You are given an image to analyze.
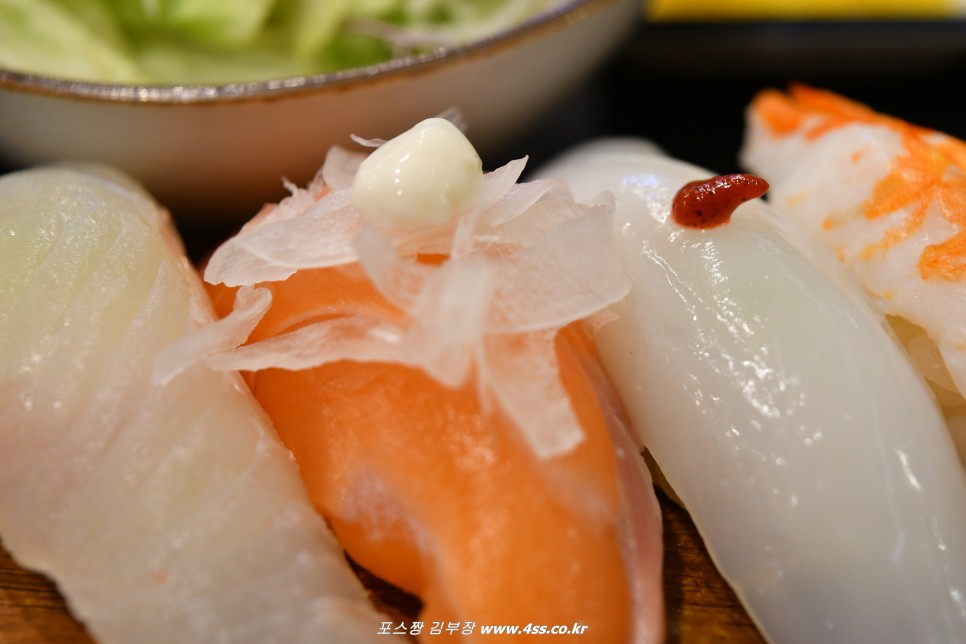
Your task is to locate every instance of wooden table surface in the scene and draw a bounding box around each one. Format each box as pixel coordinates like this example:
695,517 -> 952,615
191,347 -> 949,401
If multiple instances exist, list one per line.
0,491 -> 763,643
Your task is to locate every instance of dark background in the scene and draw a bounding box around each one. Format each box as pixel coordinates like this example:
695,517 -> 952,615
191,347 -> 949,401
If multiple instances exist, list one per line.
497,19 -> 966,177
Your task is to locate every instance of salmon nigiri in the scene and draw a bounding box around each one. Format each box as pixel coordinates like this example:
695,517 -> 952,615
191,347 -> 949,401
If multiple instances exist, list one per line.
181,118 -> 665,642
0,165 -> 388,642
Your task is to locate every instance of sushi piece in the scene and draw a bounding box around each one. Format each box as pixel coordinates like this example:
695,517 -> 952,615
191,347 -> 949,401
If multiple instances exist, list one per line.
534,139 -> 966,643
193,118 -> 666,642
0,165 -> 387,642
742,85 -> 966,463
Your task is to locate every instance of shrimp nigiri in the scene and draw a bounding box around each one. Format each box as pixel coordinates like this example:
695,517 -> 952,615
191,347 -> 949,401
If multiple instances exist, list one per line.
742,84 -> 966,463
187,118 -> 665,642
535,139 -> 966,644
0,165 -> 387,642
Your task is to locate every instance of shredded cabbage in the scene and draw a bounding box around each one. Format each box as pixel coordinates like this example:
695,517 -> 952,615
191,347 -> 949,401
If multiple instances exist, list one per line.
0,0 -> 562,84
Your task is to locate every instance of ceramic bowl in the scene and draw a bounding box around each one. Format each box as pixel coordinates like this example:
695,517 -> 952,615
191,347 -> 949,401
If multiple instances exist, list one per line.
0,0 -> 641,219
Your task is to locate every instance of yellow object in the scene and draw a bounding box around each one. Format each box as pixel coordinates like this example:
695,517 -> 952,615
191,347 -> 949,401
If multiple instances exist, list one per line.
647,0 -> 957,20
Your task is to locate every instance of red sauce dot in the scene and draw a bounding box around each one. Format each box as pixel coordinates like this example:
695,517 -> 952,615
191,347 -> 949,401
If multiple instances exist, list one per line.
672,174 -> 769,229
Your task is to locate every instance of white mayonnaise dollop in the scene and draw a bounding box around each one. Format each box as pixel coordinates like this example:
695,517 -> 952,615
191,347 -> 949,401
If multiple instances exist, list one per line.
352,117 -> 484,227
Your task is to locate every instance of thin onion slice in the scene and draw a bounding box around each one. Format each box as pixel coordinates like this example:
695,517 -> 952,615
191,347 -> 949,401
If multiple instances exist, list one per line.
194,144 -> 629,459
207,315 -> 411,373
152,286 -> 272,385
484,330 -> 585,459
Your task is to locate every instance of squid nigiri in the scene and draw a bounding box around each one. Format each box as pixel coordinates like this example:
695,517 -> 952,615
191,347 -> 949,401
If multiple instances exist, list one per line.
187,118 -> 665,642
0,165 -> 387,642
742,85 -> 966,464
534,139 -> 966,643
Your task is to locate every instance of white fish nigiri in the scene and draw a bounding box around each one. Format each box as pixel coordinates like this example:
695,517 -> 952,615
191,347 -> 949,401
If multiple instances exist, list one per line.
742,85 -> 966,463
534,139 -> 966,644
0,165 -> 385,643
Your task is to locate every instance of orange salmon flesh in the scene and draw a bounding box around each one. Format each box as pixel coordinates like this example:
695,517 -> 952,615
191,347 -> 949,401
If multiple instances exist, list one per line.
207,261 -> 636,642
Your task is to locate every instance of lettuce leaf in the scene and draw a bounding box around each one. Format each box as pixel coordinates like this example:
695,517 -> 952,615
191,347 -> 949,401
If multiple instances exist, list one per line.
0,0 -> 561,84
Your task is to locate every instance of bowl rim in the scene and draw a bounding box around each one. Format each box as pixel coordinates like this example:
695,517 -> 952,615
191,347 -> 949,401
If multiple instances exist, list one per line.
0,0 -> 620,104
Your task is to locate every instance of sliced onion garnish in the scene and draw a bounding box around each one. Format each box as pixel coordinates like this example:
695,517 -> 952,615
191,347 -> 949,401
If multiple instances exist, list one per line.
487,208 -> 631,334
206,315 -> 411,373
450,157 -> 528,257
204,190 -> 360,287
477,177 -> 558,231
349,134 -> 387,149
321,146 -> 367,190
353,225 -> 434,313
484,330 -> 585,459
240,170 -> 333,236
152,286 -> 272,385
486,183 -> 609,250
401,254 -> 495,388
202,138 -> 629,460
